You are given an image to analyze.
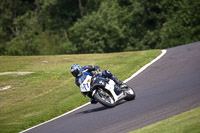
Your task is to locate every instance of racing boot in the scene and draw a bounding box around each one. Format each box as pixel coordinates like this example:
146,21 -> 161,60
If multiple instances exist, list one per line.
112,76 -> 124,95
114,85 -> 123,95
112,76 -> 128,89
112,76 -> 123,85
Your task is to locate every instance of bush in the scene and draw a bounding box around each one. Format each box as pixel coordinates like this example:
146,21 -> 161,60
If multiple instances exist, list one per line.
69,0 -> 127,53
59,41 -> 77,54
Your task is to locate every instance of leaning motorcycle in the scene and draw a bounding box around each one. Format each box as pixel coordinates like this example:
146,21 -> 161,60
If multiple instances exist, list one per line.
80,72 -> 136,108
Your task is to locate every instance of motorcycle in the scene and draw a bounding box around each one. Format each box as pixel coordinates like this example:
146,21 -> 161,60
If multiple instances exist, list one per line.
80,72 -> 136,108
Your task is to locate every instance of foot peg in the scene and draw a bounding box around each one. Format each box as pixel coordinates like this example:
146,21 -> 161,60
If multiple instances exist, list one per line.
120,84 -> 128,89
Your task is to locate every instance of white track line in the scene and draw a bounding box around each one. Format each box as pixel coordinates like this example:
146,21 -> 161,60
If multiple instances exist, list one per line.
20,103 -> 91,133
20,49 -> 167,133
124,49 -> 167,83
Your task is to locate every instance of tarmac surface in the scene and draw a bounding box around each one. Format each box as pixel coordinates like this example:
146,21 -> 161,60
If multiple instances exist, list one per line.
24,42 -> 200,133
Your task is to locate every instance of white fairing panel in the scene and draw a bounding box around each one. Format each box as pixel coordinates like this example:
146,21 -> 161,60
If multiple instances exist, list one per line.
80,75 -> 92,92
105,80 -> 118,102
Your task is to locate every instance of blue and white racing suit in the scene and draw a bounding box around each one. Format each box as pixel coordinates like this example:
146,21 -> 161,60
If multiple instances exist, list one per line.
74,65 -> 117,104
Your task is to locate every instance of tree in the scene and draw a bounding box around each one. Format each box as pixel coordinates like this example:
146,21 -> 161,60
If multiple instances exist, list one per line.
157,0 -> 200,48
69,0 -> 127,53
1,0 -> 199,55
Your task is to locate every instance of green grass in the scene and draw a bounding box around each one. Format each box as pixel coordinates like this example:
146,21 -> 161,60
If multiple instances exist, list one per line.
129,107 -> 200,133
0,50 -> 161,133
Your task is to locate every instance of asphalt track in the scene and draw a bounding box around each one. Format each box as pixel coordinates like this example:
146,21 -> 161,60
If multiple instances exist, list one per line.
23,42 -> 200,133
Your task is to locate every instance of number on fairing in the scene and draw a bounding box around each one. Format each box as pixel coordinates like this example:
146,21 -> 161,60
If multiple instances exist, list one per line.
83,83 -> 89,90
80,75 -> 92,92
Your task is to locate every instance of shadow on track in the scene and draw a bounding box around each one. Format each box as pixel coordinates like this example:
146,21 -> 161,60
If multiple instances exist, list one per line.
79,106 -> 108,114
77,101 -> 127,114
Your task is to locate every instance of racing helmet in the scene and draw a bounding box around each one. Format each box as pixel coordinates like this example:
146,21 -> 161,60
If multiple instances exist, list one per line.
70,64 -> 82,77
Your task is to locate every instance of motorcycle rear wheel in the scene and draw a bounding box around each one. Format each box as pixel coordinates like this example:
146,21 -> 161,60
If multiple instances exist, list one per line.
94,88 -> 116,108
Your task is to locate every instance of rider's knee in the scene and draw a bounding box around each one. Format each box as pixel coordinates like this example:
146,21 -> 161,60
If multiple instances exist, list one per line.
102,70 -> 113,78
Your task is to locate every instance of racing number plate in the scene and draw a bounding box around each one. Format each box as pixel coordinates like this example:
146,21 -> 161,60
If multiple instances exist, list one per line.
80,75 -> 92,92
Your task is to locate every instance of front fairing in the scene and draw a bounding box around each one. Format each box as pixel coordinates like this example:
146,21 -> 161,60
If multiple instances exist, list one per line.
80,75 -> 92,92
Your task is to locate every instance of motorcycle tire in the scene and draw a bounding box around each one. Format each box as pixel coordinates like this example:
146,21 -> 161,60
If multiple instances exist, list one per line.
124,87 -> 136,101
93,88 -> 116,108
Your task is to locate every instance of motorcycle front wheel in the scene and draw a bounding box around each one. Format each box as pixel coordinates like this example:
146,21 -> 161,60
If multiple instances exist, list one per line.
124,87 -> 136,101
93,88 -> 116,108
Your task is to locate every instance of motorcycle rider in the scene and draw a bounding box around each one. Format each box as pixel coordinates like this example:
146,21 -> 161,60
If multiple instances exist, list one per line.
70,64 -> 126,104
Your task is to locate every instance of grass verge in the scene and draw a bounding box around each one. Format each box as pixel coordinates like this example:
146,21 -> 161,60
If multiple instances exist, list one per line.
0,50 -> 160,133
129,107 -> 200,133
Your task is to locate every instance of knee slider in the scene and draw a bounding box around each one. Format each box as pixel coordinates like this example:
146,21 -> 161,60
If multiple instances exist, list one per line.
102,70 -> 112,78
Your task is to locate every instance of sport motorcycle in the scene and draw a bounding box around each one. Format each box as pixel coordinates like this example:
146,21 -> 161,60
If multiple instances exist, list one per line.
80,72 -> 136,108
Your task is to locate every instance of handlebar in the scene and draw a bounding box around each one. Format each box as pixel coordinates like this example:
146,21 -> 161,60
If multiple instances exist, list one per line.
92,71 -> 102,77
